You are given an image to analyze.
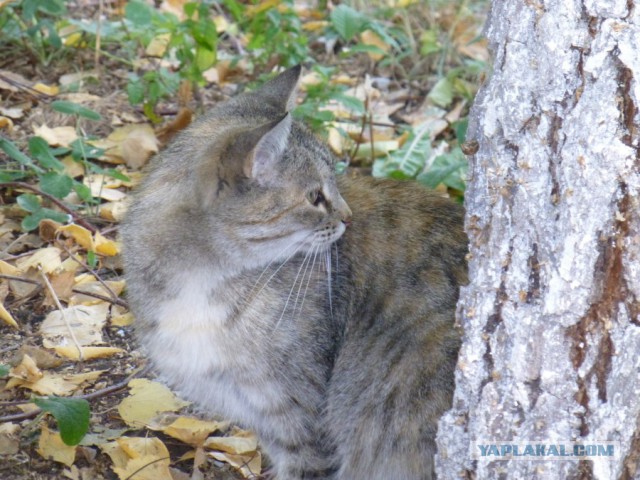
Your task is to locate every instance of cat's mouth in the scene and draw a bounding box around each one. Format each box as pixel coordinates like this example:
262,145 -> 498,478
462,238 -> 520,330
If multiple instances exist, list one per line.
308,221 -> 346,249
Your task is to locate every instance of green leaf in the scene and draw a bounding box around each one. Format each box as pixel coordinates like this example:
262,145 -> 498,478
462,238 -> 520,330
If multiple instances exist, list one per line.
417,147 -> 468,191
39,172 -> 73,199
0,138 -> 41,171
0,364 -> 9,377
51,101 -> 102,121
73,181 -> 93,202
33,397 -> 90,446
195,45 -> 216,72
28,137 -> 65,171
374,125 -> 432,179
427,77 -> 454,108
37,0 -> 66,15
127,78 -> 145,105
16,193 -> 41,213
330,5 -> 367,42
125,0 -> 153,27
21,208 -> 70,231
420,30 -> 441,56
0,171 -> 28,181
332,93 -> 365,114
86,250 -> 98,269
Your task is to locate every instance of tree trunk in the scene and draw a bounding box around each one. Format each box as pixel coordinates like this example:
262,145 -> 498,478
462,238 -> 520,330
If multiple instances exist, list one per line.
436,1 -> 640,479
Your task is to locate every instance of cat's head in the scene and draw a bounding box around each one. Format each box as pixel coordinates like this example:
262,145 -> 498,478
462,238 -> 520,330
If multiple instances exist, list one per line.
190,66 -> 352,268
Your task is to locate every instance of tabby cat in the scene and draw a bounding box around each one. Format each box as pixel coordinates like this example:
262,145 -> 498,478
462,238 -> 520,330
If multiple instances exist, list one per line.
121,66 -> 468,480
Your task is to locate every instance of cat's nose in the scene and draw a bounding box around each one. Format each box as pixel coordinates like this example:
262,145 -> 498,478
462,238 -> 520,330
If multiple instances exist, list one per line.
341,207 -> 353,227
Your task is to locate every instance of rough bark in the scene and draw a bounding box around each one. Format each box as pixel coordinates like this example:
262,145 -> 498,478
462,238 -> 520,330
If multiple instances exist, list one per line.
436,1 -> 640,479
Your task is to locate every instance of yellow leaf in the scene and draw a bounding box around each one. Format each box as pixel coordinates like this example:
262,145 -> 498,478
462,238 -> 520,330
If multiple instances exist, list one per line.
7,369 -> 105,396
148,414 -> 227,446
9,354 -> 43,383
118,379 -> 190,428
246,0 -> 281,16
33,125 -> 78,147
0,303 -> 19,329
37,426 -> 76,467
303,20 -> 329,32
145,33 -> 171,57
0,115 -> 13,130
94,232 -> 120,256
53,346 -> 124,361
103,437 -> 173,480
110,310 -> 134,327
63,31 -> 83,47
208,450 -> 262,479
203,430 -> 258,454
69,279 -> 124,306
16,246 -> 62,273
0,259 -> 20,275
99,201 -> 128,222
0,423 -> 20,455
58,224 -> 95,250
40,303 -> 109,347
33,83 -> 59,96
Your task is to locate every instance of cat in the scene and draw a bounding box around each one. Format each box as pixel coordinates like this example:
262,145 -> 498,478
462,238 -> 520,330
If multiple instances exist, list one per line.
121,65 -> 468,480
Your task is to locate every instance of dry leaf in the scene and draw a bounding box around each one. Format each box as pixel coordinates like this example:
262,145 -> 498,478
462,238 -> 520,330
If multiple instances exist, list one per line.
148,414 -> 227,446
6,368 -> 104,396
94,233 -> 120,257
33,83 -> 59,96
38,426 -> 76,467
146,33 -> 171,57
0,423 -> 20,455
0,116 -> 13,130
83,174 -> 127,201
9,354 -> 43,383
58,224 -> 94,250
203,430 -> 257,454
53,346 -> 124,361
208,450 -> 262,479
99,201 -> 128,222
69,279 -> 124,306
15,345 -> 64,369
118,379 -> 190,427
104,124 -> 159,168
0,302 -> 19,329
40,303 -> 110,347
16,246 -> 62,274
33,125 -> 78,147
360,30 -> 390,61
102,437 -> 173,480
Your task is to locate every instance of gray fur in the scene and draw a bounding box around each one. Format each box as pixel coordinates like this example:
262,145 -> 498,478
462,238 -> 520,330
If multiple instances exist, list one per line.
121,66 -> 467,480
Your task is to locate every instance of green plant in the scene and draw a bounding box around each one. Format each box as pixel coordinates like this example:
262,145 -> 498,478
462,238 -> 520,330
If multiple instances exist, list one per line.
0,101 -> 126,231
33,396 -> 91,446
0,0 -> 68,65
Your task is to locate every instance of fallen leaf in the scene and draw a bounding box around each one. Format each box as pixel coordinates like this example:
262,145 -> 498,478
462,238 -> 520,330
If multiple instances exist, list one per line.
99,201 -> 128,222
33,83 -> 59,96
40,303 -> 110,348
6,369 -> 105,396
69,279 -> 124,306
360,30 -> 390,61
203,430 -> 257,454
118,379 -> 190,428
15,345 -> 64,369
0,302 -> 19,329
94,232 -> 120,257
208,450 -> 262,479
102,437 -> 173,480
33,125 -> 77,147
16,246 -> 62,274
146,33 -> 171,57
9,354 -> 43,383
148,413 -> 227,446
58,224 -> 94,250
0,423 -> 20,455
37,426 -> 76,467
0,116 -> 13,130
53,346 -> 124,361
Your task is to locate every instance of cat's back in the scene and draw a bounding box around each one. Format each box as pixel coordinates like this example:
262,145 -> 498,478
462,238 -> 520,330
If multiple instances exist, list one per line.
328,175 -> 467,479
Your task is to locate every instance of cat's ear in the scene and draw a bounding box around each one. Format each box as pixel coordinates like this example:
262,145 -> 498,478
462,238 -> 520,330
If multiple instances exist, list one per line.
256,65 -> 301,112
245,113 -> 292,184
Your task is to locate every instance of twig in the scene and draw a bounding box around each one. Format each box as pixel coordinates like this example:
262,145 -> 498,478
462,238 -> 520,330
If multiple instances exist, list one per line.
1,182 -> 98,234
0,365 -> 149,421
38,266 -> 84,361
95,0 -> 103,76
0,274 -> 127,308
71,287 -> 128,308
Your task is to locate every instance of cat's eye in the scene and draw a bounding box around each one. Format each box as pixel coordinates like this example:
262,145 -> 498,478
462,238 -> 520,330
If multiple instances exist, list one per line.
308,190 -> 325,207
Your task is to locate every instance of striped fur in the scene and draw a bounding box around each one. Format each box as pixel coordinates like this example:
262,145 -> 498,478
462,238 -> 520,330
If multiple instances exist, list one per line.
121,67 -> 467,479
